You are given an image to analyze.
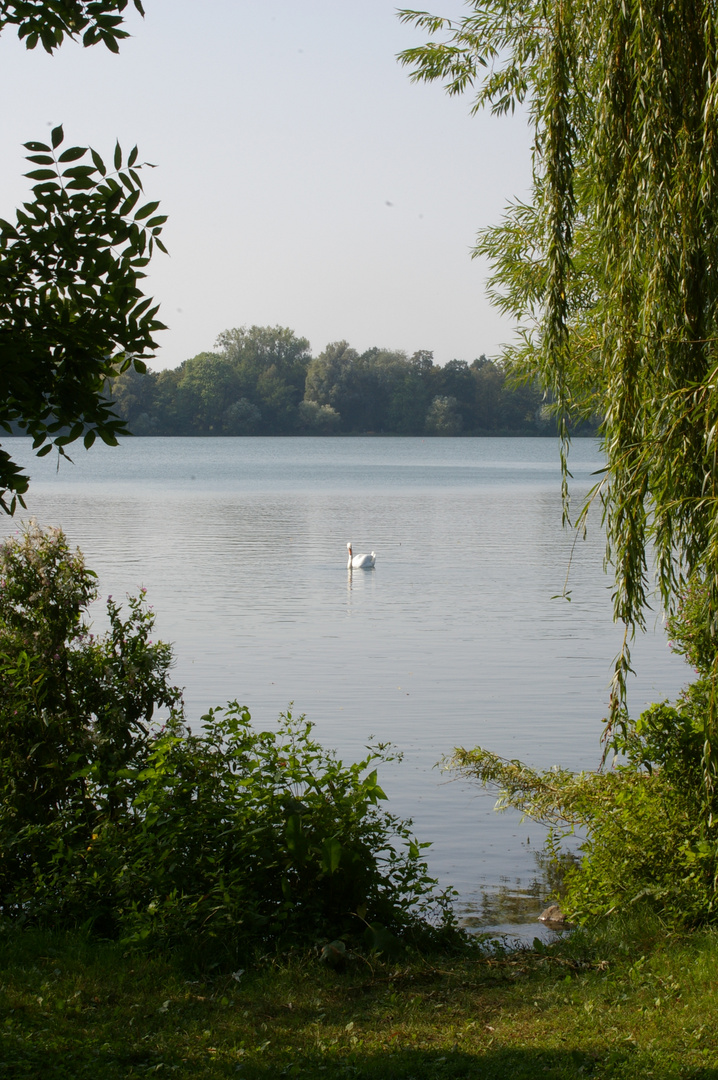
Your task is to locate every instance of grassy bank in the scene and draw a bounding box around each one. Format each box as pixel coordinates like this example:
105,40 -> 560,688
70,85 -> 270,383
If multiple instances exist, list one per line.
2,921 -> 718,1079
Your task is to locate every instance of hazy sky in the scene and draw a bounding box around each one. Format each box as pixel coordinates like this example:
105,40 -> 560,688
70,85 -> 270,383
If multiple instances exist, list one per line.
0,1 -> 532,370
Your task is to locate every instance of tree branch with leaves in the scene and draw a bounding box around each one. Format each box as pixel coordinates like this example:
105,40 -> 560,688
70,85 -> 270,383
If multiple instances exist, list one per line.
399,2 -> 718,758
0,0 -> 145,53
0,0 -> 165,512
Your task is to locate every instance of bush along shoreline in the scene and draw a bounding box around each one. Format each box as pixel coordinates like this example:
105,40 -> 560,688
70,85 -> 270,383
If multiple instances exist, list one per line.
0,523 -> 458,962
3,522 -> 717,952
6,523 -> 718,1080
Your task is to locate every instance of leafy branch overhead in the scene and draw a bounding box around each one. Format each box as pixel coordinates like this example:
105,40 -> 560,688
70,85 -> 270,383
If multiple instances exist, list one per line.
0,126 -> 167,512
0,1 -> 163,513
0,0 -> 145,53
400,2 -> 718,729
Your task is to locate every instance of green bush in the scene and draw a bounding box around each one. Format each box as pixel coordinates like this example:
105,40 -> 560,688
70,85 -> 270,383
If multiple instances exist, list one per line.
667,576 -> 716,677
0,522 -> 182,922
451,677 -> 718,927
0,522 -> 181,826
565,681 -> 718,925
95,704 -> 451,950
446,568 -> 718,928
0,524 -> 455,954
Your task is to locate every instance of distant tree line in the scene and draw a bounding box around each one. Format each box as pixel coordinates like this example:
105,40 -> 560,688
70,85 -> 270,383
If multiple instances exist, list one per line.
109,325 -> 593,437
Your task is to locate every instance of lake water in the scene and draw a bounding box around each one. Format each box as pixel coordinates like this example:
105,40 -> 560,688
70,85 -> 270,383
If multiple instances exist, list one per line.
0,436 -> 689,936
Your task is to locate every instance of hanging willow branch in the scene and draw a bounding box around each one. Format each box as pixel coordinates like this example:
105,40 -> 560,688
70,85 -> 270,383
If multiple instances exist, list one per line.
399,0 -> 718,804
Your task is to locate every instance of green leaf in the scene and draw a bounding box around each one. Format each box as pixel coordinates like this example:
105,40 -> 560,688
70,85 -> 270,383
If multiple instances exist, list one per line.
127,145 -> 139,168
62,165 -> 97,179
51,125 -> 64,149
102,188 -> 123,213
131,297 -> 153,318
114,142 -> 122,171
90,149 -> 107,177
58,146 -> 88,163
25,169 -> 57,181
28,182 -> 61,195
119,190 -> 141,216
321,838 -> 343,874
24,141 -> 51,153
285,814 -> 310,862
134,200 -> 160,221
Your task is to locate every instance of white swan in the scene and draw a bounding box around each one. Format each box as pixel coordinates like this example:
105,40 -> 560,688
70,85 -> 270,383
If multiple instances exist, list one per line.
347,542 -> 376,569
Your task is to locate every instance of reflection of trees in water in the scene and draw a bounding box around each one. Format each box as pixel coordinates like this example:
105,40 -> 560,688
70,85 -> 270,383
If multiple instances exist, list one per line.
459,846 -> 580,928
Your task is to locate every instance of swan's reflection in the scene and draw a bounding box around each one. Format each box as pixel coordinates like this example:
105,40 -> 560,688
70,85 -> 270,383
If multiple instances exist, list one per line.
346,563 -> 377,610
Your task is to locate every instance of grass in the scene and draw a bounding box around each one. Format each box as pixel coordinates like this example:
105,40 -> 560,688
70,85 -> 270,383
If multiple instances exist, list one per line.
2,919 -> 718,1079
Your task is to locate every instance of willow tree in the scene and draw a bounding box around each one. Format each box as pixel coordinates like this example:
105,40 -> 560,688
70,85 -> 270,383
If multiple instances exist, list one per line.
400,3 -> 718,747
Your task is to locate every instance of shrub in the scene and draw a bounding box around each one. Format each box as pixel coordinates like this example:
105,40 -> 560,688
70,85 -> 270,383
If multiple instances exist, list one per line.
446,569 -> 718,928
451,678 -> 718,927
92,705 -> 452,951
0,523 -> 455,954
0,522 -> 181,826
666,576 -> 716,677
0,522 -> 183,923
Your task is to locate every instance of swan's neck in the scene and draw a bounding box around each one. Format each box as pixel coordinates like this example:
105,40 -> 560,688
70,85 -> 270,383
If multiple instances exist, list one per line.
347,545 -> 353,568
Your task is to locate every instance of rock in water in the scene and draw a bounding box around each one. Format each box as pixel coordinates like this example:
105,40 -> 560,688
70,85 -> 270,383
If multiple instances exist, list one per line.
538,904 -> 572,929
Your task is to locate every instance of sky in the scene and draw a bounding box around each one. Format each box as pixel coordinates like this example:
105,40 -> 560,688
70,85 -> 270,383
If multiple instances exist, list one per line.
0,0 -> 533,371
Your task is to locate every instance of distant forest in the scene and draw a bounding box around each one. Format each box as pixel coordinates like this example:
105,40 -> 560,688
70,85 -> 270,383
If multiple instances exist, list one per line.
110,325 -> 594,437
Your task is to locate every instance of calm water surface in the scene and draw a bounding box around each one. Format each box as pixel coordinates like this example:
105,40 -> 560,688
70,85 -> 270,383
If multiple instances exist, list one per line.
1,437 -> 689,935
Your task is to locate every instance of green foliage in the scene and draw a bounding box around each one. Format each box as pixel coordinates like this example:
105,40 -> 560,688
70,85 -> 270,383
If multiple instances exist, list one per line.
101,704 -> 451,951
0,522 -> 180,825
399,1 -> 718,729
297,399 -> 341,433
0,2 -> 164,513
118,327 -> 312,436
215,325 -> 312,433
452,677 -> 718,927
0,128 -> 167,512
0,523 -> 182,928
110,332 -> 552,437
0,1 -> 144,54
425,395 -> 463,436
0,524 -> 455,954
667,577 -> 716,678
